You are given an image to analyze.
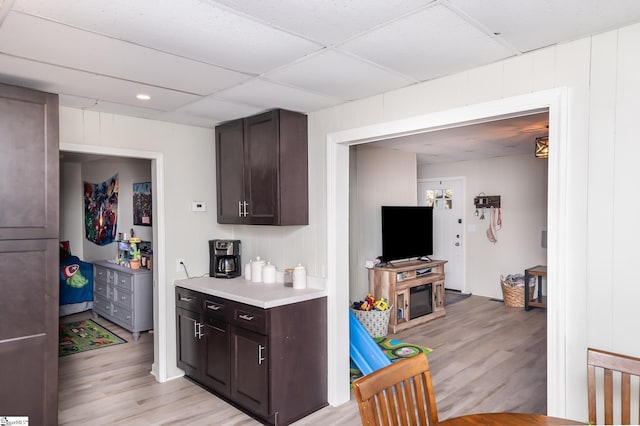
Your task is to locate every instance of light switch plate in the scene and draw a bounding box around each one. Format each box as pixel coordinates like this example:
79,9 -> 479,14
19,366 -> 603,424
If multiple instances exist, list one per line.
191,201 -> 206,212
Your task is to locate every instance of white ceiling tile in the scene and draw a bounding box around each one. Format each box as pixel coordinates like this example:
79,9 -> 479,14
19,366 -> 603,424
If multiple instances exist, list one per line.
58,95 -> 161,120
13,0 -> 322,74
265,50 -> 416,101
173,97 -> 265,124
449,0 -> 640,52
213,0 -> 436,45
340,4 -> 515,81
216,79 -> 342,113
0,54 -> 200,111
0,13 -> 251,95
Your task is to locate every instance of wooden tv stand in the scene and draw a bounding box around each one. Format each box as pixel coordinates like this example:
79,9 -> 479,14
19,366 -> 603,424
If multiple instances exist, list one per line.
368,260 -> 447,333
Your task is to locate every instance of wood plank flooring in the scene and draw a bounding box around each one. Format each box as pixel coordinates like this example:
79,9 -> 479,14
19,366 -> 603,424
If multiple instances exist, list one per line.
58,294 -> 546,425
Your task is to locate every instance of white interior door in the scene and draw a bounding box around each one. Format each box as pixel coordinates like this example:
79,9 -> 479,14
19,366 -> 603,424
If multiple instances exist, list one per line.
417,178 -> 465,291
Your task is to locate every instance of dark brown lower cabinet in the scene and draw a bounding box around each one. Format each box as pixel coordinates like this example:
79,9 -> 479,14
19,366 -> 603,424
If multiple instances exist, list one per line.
175,287 -> 327,425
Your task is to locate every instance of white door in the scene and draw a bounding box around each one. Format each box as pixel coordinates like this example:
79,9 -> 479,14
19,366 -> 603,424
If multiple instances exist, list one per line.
417,178 -> 465,291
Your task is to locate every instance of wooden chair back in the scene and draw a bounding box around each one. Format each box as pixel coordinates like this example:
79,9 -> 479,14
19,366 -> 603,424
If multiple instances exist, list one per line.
353,353 -> 439,426
587,347 -> 640,425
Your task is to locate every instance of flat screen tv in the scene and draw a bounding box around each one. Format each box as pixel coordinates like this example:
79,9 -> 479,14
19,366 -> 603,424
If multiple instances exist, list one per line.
381,206 -> 433,263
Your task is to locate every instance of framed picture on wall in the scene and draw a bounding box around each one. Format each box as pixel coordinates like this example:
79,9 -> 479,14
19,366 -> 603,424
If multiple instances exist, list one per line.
133,182 -> 152,226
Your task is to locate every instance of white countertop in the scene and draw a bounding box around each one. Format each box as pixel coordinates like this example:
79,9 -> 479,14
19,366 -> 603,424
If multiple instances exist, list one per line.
174,276 -> 327,309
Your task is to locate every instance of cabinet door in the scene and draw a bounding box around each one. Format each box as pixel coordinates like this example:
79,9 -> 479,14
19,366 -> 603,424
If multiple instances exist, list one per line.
216,119 -> 246,224
176,308 -> 201,378
0,83 -> 59,240
243,110 -> 279,225
231,326 -> 269,416
201,319 -> 230,397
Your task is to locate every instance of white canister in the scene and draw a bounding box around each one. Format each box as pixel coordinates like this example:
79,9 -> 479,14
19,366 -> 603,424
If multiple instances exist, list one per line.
244,259 -> 252,281
251,256 -> 265,283
262,262 -> 276,284
292,264 -> 307,289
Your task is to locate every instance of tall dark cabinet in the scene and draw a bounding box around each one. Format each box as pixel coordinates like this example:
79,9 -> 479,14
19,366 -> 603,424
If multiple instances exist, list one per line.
216,109 -> 308,225
0,83 -> 59,425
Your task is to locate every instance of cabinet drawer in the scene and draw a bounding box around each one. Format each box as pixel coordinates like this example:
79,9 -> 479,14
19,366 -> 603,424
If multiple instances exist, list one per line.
94,265 -> 114,284
93,294 -> 111,316
115,288 -> 133,309
112,304 -> 134,326
115,272 -> 133,291
176,287 -> 202,313
94,281 -> 109,298
202,296 -> 227,321
231,302 -> 267,334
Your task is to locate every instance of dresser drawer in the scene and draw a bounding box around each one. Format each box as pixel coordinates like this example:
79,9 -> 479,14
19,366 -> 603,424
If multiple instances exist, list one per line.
93,294 -> 111,316
94,265 -> 115,284
115,288 -> 133,309
115,272 -> 133,291
231,302 -> 267,334
112,304 -> 134,327
94,281 -> 109,298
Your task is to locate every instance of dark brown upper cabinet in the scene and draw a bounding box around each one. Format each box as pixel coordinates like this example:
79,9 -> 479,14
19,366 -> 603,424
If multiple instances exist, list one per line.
216,109 -> 308,225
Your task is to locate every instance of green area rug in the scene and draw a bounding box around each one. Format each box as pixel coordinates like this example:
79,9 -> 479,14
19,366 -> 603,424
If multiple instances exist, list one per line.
350,337 -> 433,384
59,319 -> 126,357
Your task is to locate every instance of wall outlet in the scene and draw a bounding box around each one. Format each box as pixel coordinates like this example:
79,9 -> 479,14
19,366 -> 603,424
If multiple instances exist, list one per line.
176,258 -> 185,273
191,201 -> 206,212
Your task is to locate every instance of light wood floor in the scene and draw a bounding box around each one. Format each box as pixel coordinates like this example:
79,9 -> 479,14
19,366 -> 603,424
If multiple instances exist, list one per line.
58,294 -> 546,425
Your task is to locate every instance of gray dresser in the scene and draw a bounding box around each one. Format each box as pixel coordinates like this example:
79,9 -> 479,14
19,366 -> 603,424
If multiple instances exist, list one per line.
93,261 -> 153,341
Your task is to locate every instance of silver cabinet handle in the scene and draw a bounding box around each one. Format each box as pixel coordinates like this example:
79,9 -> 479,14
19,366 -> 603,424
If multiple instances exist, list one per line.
205,302 -> 221,311
179,295 -> 194,302
243,201 -> 249,217
238,201 -> 243,217
193,322 -> 204,339
238,314 -> 254,321
258,344 -> 265,365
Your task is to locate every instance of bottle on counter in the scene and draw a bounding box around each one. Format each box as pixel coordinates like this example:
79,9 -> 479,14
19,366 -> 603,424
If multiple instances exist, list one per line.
244,259 -> 252,281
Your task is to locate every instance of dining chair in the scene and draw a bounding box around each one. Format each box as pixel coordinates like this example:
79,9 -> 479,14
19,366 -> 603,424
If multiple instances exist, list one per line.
352,352 -> 439,426
587,347 -> 640,425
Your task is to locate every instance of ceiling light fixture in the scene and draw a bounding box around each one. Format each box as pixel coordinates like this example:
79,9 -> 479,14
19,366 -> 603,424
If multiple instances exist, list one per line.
136,94 -> 151,100
535,136 -> 549,159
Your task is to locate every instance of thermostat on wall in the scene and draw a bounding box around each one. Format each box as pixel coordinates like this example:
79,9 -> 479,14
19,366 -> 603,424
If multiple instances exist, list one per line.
191,201 -> 206,212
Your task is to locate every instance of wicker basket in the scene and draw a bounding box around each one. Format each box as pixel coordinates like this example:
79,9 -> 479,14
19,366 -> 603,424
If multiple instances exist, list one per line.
351,307 -> 392,338
500,276 -> 535,308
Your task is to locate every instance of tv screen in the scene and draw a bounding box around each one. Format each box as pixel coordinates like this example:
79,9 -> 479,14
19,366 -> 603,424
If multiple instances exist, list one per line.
381,206 -> 433,263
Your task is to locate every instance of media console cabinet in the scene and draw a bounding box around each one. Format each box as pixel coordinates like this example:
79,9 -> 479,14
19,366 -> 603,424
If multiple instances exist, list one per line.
368,259 -> 447,333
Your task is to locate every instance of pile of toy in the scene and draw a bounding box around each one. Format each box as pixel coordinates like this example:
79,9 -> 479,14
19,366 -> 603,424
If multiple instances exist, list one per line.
352,294 -> 390,312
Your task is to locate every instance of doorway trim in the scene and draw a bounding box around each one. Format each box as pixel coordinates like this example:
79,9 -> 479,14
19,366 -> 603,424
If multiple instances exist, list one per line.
327,88 -> 568,415
59,142 -> 168,381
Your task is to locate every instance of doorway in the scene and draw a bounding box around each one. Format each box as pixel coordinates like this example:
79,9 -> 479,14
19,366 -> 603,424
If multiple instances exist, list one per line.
327,88 -> 568,414
59,143 -> 167,383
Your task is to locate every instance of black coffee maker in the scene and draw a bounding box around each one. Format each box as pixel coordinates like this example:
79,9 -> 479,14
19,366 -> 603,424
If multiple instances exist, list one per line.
209,239 -> 241,278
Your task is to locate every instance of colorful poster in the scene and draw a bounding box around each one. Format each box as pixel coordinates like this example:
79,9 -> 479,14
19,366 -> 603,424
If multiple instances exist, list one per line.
84,174 -> 119,245
133,182 -> 152,226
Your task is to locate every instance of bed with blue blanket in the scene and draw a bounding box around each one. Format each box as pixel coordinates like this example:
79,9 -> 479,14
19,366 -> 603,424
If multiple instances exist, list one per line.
59,253 -> 94,316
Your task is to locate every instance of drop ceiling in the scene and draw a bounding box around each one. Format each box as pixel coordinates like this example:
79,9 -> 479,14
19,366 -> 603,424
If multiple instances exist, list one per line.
2,0 -> 639,162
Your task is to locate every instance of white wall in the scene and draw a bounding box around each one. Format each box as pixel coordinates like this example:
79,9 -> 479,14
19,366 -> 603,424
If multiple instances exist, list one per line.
80,157 -> 152,262
418,154 -> 548,299
350,145 -> 417,301
60,162 -> 84,258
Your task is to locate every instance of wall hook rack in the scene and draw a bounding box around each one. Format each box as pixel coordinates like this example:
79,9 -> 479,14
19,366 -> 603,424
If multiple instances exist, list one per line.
474,195 -> 501,209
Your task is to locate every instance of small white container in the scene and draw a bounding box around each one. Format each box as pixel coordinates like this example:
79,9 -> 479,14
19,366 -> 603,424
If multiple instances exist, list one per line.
251,256 -> 265,283
244,259 -> 252,281
292,264 -> 307,289
262,262 -> 276,284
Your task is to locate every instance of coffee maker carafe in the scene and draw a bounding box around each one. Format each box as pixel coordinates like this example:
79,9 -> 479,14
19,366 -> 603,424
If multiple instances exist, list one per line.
209,240 -> 241,278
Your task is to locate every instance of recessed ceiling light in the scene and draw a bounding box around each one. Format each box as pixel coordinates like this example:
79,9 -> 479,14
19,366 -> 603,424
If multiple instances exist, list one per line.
136,94 -> 151,100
